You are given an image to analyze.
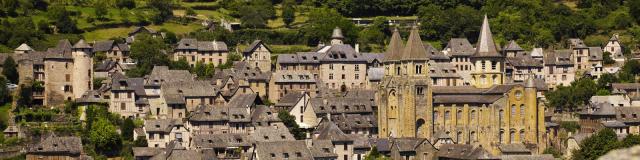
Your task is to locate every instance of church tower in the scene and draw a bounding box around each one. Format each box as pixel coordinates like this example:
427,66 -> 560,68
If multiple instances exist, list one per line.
71,39 -> 93,99
378,26 -> 432,138
330,27 -> 344,45
471,15 -> 504,88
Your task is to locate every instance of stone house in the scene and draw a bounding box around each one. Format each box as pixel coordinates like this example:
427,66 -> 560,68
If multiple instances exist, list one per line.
191,133 -> 253,159
442,38 -> 476,85
109,73 -> 147,119
212,61 -> 271,99
92,40 -> 131,64
173,38 -> 228,67
274,92 -> 318,129
312,118 -> 354,160
94,60 -> 124,78
160,80 -> 219,118
505,53 -> 544,83
388,138 -> 437,160
144,119 -> 190,148
252,140 -> 314,160
604,34 -> 624,62
26,135 -> 88,160
269,70 -> 319,101
127,26 -> 162,43
544,50 -> 575,89
242,40 -> 272,72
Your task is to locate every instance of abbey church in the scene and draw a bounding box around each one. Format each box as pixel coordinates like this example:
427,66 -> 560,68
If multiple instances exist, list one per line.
377,16 -> 547,154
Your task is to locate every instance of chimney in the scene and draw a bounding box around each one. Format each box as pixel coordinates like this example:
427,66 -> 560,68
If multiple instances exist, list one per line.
355,44 -> 360,53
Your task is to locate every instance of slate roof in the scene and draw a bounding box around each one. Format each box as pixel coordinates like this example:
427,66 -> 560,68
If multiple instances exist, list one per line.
314,118 -> 353,142
472,15 -> 502,58
616,107 -> 640,123
429,63 -> 462,78
72,39 -> 92,49
188,105 -> 231,122
384,28 -> 404,61
362,53 -> 384,64
589,47 -> 603,61
321,44 -> 367,62
310,96 -> 375,115
602,120 -> 627,128
544,50 -> 573,66
506,56 -> 543,67
176,38 -> 228,52
162,80 -> 215,97
401,26 -> 429,60
93,40 -> 115,52
309,140 -> 339,158
580,102 -> 616,116
28,135 -> 82,155
437,144 -> 495,159
133,147 -> 163,157
275,92 -> 305,108
76,90 -> 108,103
146,66 -> 194,85
392,138 -> 431,152
251,123 -> 295,142
145,119 -> 182,133
331,114 -> 377,131
191,133 -> 252,148
530,48 -> 544,58
95,60 -> 119,72
503,40 -> 524,51
15,43 -> 33,51
445,38 -> 475,56
129,26 -> 157,36
273,71 -> 317,83
277,52 -> 323,64
250,105 -> 281,125
433,95 -> 503,104
431,84 -> 526,104
112,75 -> 146,96
254,141 -> 313,160
568,38 -> 588,48
213,61 -> 271,82
242,40 -> 271,54
424,43 -> 449,60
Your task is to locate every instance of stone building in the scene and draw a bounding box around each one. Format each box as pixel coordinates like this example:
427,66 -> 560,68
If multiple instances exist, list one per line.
543,50 -> 575,89
269,70 -> 319,101
144,119 -> 190,148
93,40 -> 131,64
173,38 -> 229,67
242,40 -> 272,72
470,15 -> 505,88
212,61 -> 271,99
443,38 -> 475,85
109,73 -> 147,119
377,16 -> 546,155
605,34 -> 625,62
26,135 -> 88,160
505,52 -> 544,83
39,39 -> 94,106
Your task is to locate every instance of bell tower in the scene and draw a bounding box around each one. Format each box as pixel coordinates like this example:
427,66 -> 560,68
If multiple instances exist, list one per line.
471,15 -> 505,88
378,26 -> 432,138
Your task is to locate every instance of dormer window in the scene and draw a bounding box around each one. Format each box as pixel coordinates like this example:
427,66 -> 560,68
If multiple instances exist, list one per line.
302,56 -> 307,60
313,56 -> 318,60
340,54 -> 346,58
155,125 -> 160,128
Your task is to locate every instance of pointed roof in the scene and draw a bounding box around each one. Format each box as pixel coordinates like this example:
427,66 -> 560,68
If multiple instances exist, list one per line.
401,26 -> 429,60
384,28 -> 404,62
473,15 -> 502,58
503,40 -> 523,51
15,43 -> 33,51
610,34 -> 619,41
72,39 -> 92,49
331,27 -> 344,39
314,117 -> 352,142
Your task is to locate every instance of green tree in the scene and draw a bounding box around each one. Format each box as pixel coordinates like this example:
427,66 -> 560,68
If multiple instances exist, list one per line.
301,8 -> 357,45
357,17 -> 386,52
94,1 -> 108,20
185,7 -> 196,17
282,0 -> 296,27
0,77 -> 10,105
170,57 -> 190,70
2,56 -> 18,84
597,73 -> 618,90
621,134 -> 640,148
147,0 -> 173,24
16,84 -> 31,108
596,89 -> 611,96
603,52 -> 616,65
277,110 -> 305,140
133,138 -> 148,147
543,146 -> 562,158
89,118 -> 122,155
48,5 -> 78,33
572,128 -> 619,160
121,118 -> 135,141
128,34 -> 169,77
116,0 -> 135,9
364,146 -> 390,160
192,61 -> 214,79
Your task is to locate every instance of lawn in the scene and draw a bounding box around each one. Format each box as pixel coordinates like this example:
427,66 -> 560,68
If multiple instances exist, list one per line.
267,5 -> 310,29
83,22 -> 202,41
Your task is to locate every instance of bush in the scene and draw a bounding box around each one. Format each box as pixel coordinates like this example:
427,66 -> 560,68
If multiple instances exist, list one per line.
560,121 -> 580,133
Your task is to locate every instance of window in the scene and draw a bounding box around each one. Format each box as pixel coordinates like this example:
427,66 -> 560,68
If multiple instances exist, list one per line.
344,144 -> 348,150
491,61 -> 497,70
114,92 -> 120,98
160,133 -> 165,139
470,110 -> 476,122
520,104 -> 526,121
355,74 -> 359,79
355,65 -> 360,71
499,110 -> 504,126
456,110 -> 462,125
511,105 -> 516,119
283,153 -> 289,158
330,64 -> 334,70
416,87 -> 424,95
329,74 -> 334,80
121,103 -> 126,110
481,61 -> 486,70
433,111 -> 439,124
445,111 -> 450,120
396,67 -> 401,75
499,130 -> 504,143
520,130 -> 525,142
470,131 -> 476,142
415,65 -> 423,74
65,74 -> 71,82
127,92 -> 132,98
342,74 -> 345,79
510,131 -> 515,143
562,75 -> 567,81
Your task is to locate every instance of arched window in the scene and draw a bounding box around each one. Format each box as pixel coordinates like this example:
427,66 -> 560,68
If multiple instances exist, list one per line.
499,109 -> 504,126
457,132 -> 463,143
445,110 -> 450,121
480,75 -> 487,85
493,75 -> 499,84
470,110 -> 477,122
511,105 -> 516,120
416,119 -> 425,135
433,111 -> 439,125
396,67 -> 401,75
499,130 -> 504,143
457,110 -> 462,125
510,130 -> 515,143
470,131 -> 476,143
520,104 -> 526,123
520,130 -> 525,142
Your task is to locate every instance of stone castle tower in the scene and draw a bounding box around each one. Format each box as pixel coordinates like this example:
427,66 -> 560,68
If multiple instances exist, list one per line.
330,27 -> 344,45
377,26 -> 433,138
471,15 -> 505,88
71,39 -> 94,99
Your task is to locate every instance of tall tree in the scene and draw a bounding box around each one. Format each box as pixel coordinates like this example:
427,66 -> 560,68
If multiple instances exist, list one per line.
0,77 -> 10,105
572,128 -> 619,160
282,0 -> 295,28
301,8 -> 357,45
89,118 -> 122,155
147,0 -> 173,24
128,34 -> 169,77
94,1 -> 108,20
2,56 -> 18,84
121,118 -> 135,141
48,5 -> 78,33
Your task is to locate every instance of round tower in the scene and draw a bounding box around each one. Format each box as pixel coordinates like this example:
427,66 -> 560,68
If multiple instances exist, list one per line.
72,39 -> 93,99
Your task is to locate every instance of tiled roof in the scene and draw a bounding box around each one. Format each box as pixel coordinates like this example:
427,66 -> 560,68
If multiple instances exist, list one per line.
175,38 -> 228,52
144,119 -> 182,133
384,28 -> 404,61
28,135 -> 82,155
445,38 -> 475,56
255,141 -> 313,160
242,40 -> 271,54
401,26 -> 429,60
472,15 -> 502,58
314,118 -> 352,142
437,144 -> 495,159
192,133 -> 252,148
544,50 -> 573,66
93,40 -> 115,52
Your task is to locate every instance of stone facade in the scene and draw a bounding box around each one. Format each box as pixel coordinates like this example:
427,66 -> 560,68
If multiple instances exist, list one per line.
173,38 -> 229,67
242,40 -> 272,72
